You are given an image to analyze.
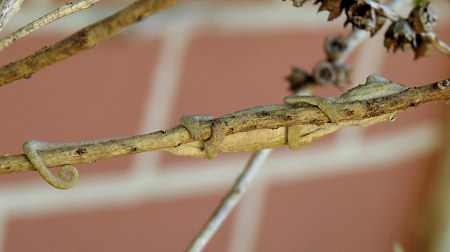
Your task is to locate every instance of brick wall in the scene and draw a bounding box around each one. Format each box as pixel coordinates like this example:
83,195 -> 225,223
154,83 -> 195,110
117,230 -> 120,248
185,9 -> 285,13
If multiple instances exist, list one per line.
0,0 -> 449,251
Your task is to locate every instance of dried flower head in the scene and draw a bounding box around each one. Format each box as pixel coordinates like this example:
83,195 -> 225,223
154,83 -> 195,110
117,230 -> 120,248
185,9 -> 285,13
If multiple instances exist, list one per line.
325,36 -> 348,61
313,61 -> 336,86
312,61 -> 351,88
344,0 -> 386,36
286,67 -> 314,92
413,34 -> 433,59
316,0 -> 346,21
384,19 -> 416,52
408,2 -> 437,34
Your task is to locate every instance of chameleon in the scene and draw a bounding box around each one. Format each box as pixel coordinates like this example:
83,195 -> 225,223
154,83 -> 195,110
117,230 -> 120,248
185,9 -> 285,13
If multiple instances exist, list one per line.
180,74 -> 408,158
23,74 -> 408,189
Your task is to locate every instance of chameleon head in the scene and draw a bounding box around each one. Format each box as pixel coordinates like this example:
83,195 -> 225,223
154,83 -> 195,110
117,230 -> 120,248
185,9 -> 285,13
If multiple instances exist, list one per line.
365,74 -> 390,84
339,74 -> 409,102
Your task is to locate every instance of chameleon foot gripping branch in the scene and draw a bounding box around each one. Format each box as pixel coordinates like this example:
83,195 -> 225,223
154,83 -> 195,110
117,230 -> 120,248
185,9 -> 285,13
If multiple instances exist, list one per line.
23,140 -> 79,190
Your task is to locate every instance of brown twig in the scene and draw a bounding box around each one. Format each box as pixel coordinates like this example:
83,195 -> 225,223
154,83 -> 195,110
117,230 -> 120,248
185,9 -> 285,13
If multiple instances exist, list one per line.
0,0 -> 177,87
1,79 -> 448,175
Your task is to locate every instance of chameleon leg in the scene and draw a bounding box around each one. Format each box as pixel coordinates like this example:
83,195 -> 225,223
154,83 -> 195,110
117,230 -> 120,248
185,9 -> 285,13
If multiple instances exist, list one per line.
203,121 -> 225,159
287,124 -> 341,150
23,140 -> 79,190
180,115 -> 214,140
180,115 -> 223,159
284,96 -> 339,123
287,124 -> 321,150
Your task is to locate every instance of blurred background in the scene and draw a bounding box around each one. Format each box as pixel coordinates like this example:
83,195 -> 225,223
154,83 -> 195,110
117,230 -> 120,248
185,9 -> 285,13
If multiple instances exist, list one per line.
0,0 -> 449,251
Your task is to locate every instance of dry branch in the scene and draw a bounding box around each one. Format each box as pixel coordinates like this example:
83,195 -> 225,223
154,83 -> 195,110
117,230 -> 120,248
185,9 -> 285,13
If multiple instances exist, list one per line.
0,79 -> 448,175
0,0 -> 177,86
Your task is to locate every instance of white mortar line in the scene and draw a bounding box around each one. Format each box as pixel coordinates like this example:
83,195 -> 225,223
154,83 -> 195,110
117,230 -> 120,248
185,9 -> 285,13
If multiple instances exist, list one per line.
131,24 -> 194,175
4,2 -> 448,38
265,121 -> 440,183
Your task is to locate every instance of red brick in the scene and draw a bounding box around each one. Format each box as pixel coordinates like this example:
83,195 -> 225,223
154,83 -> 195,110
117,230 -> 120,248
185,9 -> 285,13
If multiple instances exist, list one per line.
5,192 -> 235,252
257,153 -> 437,252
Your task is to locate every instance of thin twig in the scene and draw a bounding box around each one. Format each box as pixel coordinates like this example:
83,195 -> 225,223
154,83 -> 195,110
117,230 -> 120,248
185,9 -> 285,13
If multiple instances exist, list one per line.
0,0 -> 178,87
0,0 -> 100,52
364,0 -> 401,21
186,149 -> 272,252
426,32 -> 450,56
338,29 -> 368,63
0,0 -> 23,32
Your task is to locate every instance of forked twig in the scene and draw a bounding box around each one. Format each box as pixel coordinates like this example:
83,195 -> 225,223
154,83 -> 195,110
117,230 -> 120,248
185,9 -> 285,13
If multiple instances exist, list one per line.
0,0 -> 100,52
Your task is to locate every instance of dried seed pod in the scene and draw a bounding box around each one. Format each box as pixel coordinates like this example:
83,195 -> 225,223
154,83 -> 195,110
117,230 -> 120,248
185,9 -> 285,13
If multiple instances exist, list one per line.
316,0 -> 347,21
332,62 -> 351,89
370,14 -> 386,37
408,2 -> 437,33
313,61 -> 336,86
285,67 -> 314,92
413,34 -> 433,59
325,36 -> 348,61
344,0 -> 386,36
384,19 -> 416,52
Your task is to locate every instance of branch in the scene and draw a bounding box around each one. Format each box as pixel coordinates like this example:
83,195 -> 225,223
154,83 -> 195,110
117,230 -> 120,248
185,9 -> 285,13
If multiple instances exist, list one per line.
0,0 -> 177,87
1,79 -> 448,175
0,0 -> 100,52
